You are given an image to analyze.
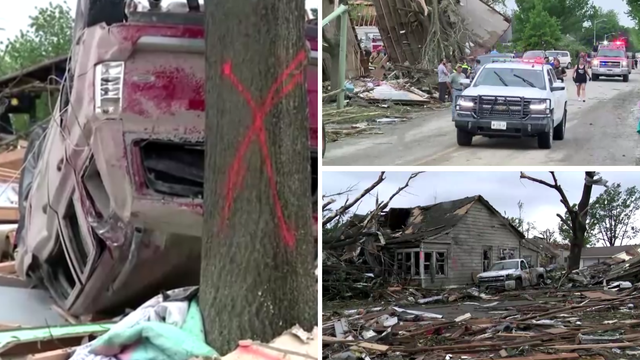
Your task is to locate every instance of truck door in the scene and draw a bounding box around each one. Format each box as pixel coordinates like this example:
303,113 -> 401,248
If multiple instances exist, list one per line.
520,260 -> 531,286
544,69 -> 559,125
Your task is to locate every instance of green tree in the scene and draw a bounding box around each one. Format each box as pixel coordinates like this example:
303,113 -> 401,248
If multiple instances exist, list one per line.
514,0 -> 590,40
579,7 -> 621,47
0,1 -> 73,75
626,0 -> 640,28
516,0 -> 563,50
589,183 -> 640,247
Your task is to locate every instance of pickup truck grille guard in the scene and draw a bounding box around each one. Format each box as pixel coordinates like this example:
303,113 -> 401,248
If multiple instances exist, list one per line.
478,276 -> 505,282
599,61 -> 621,69
467,96 -> 533,120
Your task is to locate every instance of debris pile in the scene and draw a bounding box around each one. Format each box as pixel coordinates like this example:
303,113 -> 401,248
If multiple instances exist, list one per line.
323,251 -> 640,360
323,290 -> 640,360
0,259 -> 318,360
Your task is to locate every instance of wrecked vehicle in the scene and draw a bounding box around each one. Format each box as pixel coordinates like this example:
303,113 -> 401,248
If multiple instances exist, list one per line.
15,0 -> 318,316
476,259 -> 546,291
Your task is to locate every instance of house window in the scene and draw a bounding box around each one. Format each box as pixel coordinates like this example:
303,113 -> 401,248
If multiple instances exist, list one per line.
500,248 -> 517,260
423,251 -> 448,278
482,247 -> 492,272
435,251 -> 447,276
564,256 -> 568,263
395,249 -> 420,278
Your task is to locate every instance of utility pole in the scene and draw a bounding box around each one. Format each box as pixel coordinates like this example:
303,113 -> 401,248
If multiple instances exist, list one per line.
201,0 -> 316,355
593,19 -> 605,46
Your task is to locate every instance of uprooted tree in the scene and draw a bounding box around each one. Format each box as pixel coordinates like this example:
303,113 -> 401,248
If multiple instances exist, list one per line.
520,172 -> 608,271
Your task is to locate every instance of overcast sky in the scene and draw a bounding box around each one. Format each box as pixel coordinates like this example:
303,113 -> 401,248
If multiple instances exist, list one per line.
323,171 -> 640,241
0,0 -> 320,41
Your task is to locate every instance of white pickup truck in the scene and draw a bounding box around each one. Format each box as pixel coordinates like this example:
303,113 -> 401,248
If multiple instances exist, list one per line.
476,259 -> 546,291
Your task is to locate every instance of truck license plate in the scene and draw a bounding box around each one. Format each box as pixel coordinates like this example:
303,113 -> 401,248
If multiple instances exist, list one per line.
491,121 -> 507,130
607,69 -> 613,72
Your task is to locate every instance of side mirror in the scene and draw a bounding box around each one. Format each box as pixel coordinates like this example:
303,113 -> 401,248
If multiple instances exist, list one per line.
460,79 -> 471,88
551,83 -> 565,92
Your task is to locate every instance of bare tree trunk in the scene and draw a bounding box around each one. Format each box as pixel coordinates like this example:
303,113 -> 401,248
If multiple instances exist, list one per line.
202,0 -> 316,354
567,171 -> 596,271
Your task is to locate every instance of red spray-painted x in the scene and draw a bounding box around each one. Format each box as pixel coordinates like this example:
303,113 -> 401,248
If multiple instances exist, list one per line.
219,49 -> 308,249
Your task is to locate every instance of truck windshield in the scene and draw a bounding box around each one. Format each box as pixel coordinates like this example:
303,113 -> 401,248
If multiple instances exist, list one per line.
598,49 -> 625,58
489,261 -> 519,271
474,68 -> 545,90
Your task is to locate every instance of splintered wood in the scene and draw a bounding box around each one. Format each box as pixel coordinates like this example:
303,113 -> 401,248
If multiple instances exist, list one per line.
323,288 -> 640,360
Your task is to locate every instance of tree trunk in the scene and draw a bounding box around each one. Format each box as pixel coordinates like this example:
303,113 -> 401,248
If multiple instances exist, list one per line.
202,0 -> 316,354
567,171 -> 596,271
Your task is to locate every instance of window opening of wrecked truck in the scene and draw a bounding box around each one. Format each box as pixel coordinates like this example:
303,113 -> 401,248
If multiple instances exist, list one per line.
489,260 -> 519,271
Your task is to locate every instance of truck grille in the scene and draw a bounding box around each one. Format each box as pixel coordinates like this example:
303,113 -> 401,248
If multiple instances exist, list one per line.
476,96 -> 531,119
600,61 -> 621,69
478,276 -> 505,283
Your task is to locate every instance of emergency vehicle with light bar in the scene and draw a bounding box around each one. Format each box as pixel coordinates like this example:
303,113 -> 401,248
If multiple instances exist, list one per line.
591,41 -> 630,82
453,58 -> 568,150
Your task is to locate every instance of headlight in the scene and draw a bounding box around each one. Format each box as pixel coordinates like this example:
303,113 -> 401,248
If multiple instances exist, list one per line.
506,273 -> 517,280
623,61 -> 628,67
95,62 -> 125,116
592,60 -> 598,67
456,96 -> 475,110
529,100 -> 550,115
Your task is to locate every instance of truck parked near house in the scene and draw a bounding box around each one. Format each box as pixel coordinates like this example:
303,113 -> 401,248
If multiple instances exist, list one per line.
476,259 -> 546,291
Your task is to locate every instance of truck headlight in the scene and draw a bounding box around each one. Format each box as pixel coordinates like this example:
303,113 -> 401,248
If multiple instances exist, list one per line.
592,60 -> 598,67
95,62 -> 125,116
506,273 -> 517,280
456,96 -> 475,111
623,61 -> 628,67
530,100 -> 550,115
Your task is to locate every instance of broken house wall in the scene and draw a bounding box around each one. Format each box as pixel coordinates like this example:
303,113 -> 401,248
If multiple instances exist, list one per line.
395,201 -> 527,289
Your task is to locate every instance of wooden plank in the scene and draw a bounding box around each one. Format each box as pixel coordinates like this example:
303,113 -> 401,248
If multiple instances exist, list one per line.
27,347 -> 75,360
543,328 -> 570,334
582,291 -> 617,300
549,342 -> 637,350
477,354 -> 579,360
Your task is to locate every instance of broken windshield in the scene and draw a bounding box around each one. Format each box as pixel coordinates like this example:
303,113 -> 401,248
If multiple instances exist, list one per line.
474,68 -> 545,90
489,261 -> 519,271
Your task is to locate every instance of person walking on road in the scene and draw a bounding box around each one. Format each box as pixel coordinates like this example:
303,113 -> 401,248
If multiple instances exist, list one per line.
573,57 -> 591,102
438,58 -> 450,103
449,65 -> 465,118
553,58 -> 567,82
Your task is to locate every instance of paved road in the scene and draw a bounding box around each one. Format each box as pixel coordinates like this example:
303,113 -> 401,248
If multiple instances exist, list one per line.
324,71 -> 640,166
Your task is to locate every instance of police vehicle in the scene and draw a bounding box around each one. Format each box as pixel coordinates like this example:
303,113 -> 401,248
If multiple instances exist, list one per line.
453,58 -> 568,149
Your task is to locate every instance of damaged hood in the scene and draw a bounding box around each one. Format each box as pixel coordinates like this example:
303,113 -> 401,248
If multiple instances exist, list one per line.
478,269 -> 517,278
462,86 -> 548,99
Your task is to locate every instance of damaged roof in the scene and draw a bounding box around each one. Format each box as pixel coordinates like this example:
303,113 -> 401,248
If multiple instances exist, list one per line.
384,195 -> 524,240
582,245 -> 640,258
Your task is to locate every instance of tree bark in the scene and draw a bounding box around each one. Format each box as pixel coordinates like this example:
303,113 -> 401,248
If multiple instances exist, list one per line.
202,0 -> 316,354
567,171 -> 596,271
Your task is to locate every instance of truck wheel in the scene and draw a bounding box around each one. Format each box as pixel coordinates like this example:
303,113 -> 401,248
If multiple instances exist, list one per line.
553,108 -> 566,141
592,74 -> 599,81
566,62 -> 571,69
456,128 -> 473,146
623,74 -> 630,82
537,120 -> 553,149
515,278 -> 523,290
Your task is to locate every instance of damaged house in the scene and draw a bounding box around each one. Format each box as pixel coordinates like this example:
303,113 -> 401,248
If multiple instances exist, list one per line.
380,195 -> 544,289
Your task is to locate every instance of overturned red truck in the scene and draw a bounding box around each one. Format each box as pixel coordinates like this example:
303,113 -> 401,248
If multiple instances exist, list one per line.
15,0 -> 318,316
